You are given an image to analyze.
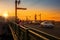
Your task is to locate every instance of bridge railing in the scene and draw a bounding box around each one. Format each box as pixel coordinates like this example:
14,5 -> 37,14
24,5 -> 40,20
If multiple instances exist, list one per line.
9,22 -> 28,40
9,22 -> 60,40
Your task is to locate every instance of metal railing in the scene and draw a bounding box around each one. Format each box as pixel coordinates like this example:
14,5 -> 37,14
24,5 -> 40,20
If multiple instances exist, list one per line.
9,22 -> 60,40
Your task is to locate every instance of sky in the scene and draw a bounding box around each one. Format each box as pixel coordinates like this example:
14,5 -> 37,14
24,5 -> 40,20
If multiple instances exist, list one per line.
0,0 -> 60,21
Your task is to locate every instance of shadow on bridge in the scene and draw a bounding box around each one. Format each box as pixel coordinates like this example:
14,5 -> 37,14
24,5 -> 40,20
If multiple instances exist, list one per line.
0,23 -> 14,40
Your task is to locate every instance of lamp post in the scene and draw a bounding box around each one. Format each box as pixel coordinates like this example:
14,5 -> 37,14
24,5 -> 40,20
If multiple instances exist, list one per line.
39,13 -> 41,24
35,14 -> 37,22
39,13 -> 41,22
15,0 -> 17,22
15,0 -> 27,22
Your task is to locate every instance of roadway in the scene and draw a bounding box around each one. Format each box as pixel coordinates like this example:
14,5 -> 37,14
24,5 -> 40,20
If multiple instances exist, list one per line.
21,22 -> 60,38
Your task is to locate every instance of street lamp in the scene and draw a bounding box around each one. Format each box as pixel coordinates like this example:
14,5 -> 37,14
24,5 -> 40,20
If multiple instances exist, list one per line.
15,0 -> 27,22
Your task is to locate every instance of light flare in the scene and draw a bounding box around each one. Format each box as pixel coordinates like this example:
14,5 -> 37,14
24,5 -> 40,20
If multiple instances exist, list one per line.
3,12 -> 8,18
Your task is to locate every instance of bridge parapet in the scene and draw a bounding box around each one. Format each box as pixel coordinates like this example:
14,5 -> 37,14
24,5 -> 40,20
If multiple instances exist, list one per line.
9,22 -> 60,40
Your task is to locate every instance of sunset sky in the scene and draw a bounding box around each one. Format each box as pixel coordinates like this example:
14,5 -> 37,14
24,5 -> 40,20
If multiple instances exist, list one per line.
0,0 -> 60,21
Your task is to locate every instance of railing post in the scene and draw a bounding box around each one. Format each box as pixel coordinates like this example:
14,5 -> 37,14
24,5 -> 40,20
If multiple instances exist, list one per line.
24,28 -> 28,40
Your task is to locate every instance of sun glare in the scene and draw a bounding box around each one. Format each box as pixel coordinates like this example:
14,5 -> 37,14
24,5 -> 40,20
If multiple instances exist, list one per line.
3,12 -> 8,18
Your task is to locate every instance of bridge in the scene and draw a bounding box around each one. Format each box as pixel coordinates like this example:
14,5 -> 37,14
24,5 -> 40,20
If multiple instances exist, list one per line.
1,21 -> 59,40
0,0 -> 60,40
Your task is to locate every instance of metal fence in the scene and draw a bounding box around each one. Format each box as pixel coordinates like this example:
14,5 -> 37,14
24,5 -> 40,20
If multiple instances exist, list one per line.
9,22 -> 60,40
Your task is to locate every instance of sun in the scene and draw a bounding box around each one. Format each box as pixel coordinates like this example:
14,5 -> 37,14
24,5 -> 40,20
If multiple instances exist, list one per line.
3,12 -> 8,18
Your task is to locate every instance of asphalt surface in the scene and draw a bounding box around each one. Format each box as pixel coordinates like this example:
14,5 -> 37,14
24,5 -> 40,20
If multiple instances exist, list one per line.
22,23 -> 60,38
